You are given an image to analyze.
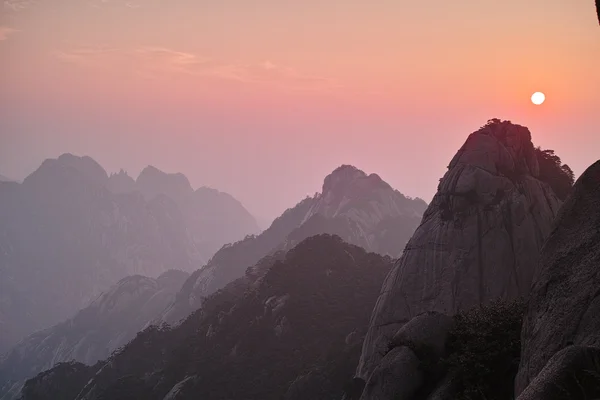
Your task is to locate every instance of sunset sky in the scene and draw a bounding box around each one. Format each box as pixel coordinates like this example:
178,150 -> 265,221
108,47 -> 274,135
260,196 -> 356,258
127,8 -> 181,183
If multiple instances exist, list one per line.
1,0 -> 599,221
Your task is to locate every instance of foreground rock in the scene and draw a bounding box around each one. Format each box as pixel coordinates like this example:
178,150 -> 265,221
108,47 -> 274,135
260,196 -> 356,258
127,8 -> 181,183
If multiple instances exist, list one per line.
355,119 -> 563,396
517,346 -> 600,400
515,160 -> 600,396
0,270 -> 188,400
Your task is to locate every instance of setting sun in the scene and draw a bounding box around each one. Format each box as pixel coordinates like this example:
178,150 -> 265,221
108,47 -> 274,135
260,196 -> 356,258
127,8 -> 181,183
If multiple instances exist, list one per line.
531,92 -> 546,105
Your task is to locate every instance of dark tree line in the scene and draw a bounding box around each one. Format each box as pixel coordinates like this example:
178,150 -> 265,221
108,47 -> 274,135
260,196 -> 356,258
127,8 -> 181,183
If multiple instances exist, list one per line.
535,147 -> 575,201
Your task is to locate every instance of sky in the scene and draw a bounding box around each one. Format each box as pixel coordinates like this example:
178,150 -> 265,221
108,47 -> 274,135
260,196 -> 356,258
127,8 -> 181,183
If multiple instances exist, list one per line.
1,0 -> 599,222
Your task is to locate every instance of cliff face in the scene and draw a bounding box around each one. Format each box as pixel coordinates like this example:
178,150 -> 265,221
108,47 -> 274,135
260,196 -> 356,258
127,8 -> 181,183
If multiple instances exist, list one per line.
515,160 -> 600,398
160,165 -> 426,325
355,120 -> 562,390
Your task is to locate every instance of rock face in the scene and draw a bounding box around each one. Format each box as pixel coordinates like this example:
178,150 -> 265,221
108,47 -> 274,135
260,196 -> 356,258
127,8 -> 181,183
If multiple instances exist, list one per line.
517,346 -> 600,400
355,120 -> 562,388
0,270 -> 188,400
161,165 -> 427,325
19,235 -> 393,400
515,160 -> 600,396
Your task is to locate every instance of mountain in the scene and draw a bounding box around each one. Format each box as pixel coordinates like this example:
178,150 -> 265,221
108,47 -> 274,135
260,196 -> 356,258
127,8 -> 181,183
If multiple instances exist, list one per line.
160,164 -> 427,325
0,175 -> 13,183
515,160 -> 600,399
353,119 -> 565,399
0,270 -> 189,400
115,166 -> 261,259
0,154 -> 259,354
18,235 -> 393,400
0,154 -> 204,353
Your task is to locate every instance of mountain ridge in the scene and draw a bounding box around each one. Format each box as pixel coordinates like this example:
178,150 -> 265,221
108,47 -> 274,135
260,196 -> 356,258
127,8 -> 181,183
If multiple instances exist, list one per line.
160,164 -> 427,325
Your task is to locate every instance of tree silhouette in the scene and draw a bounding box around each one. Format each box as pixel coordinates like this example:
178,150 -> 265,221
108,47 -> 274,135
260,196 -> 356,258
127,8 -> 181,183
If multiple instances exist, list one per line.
535,147 -> 575,201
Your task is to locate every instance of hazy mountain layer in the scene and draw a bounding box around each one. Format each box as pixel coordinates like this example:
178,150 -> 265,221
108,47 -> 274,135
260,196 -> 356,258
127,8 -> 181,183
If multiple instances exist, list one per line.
161,165 -> 427,325
19,235 -> 393,400
0,154 -> 255,353
0,270 -> 188,400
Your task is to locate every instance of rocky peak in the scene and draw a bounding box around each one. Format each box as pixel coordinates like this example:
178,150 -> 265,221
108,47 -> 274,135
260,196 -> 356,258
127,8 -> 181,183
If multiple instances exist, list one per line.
354,120 -> 562,396
321,165 -> 392,197
136,165 -> 193,201
307,165 -> 425,229
23,153 -> 108,189
106,169 -> 136,193
451,119 -> 539,179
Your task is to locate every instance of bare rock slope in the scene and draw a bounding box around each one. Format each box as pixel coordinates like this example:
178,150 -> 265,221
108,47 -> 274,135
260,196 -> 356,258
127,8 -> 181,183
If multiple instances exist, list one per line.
515,160 -> 600,398
355,119 -> 562,394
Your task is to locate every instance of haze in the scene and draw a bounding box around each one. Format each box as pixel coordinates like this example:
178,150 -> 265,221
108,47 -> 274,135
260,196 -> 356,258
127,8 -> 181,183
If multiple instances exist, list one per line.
1,0 -> 599,221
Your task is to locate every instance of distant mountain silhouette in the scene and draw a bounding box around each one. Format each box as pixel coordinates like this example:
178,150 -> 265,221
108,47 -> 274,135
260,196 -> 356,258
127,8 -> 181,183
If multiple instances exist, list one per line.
161,164 -> 427,325
0,270 -> 188,400
0,175 -> 14,183
112,165 -> 261,258
0,154 -> 257,354
18,235 -> 393,400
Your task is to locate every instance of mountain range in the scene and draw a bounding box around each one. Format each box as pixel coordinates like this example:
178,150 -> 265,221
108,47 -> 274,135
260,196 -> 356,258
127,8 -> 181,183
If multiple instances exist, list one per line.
4,118 -> 595,400
14,119 -> 588,400
17,235 -> 394,400
0,270 -> 189,400
160,164 -> 427,325
0,159 -> 427,399
0,154 -> 258,354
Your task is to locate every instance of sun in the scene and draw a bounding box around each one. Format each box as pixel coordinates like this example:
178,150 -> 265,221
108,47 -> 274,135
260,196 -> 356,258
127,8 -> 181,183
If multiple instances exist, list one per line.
531,92 -> 546,105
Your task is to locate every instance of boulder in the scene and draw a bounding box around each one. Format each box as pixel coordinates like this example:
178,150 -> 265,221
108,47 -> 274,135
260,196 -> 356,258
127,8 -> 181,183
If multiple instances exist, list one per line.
389,312 -> 454,359
360,346 -> 424,400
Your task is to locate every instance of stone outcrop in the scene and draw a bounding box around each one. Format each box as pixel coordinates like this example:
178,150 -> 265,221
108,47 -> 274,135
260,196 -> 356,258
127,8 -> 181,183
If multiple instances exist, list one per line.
355,120 -> 562,393
517,346 -> 600,400
515,160 -> 600,396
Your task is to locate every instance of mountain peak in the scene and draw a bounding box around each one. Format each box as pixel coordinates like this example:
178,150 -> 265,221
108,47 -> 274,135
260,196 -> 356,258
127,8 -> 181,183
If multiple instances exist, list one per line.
136,165 -> 193,200
322,164 -> 391,195
24,153 -> 108,188
355,120 -> 562,386
456,118 -> 539,177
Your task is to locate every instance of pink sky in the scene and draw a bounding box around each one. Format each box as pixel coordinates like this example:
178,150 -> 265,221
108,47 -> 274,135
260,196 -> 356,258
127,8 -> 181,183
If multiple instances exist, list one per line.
1,0 -> 599,221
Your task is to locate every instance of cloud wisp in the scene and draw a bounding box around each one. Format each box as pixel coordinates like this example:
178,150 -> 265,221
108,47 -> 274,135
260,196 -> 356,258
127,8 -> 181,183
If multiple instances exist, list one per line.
54,46 -> 340,92
3,0 -> 34,11
0,26 -> 19,41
